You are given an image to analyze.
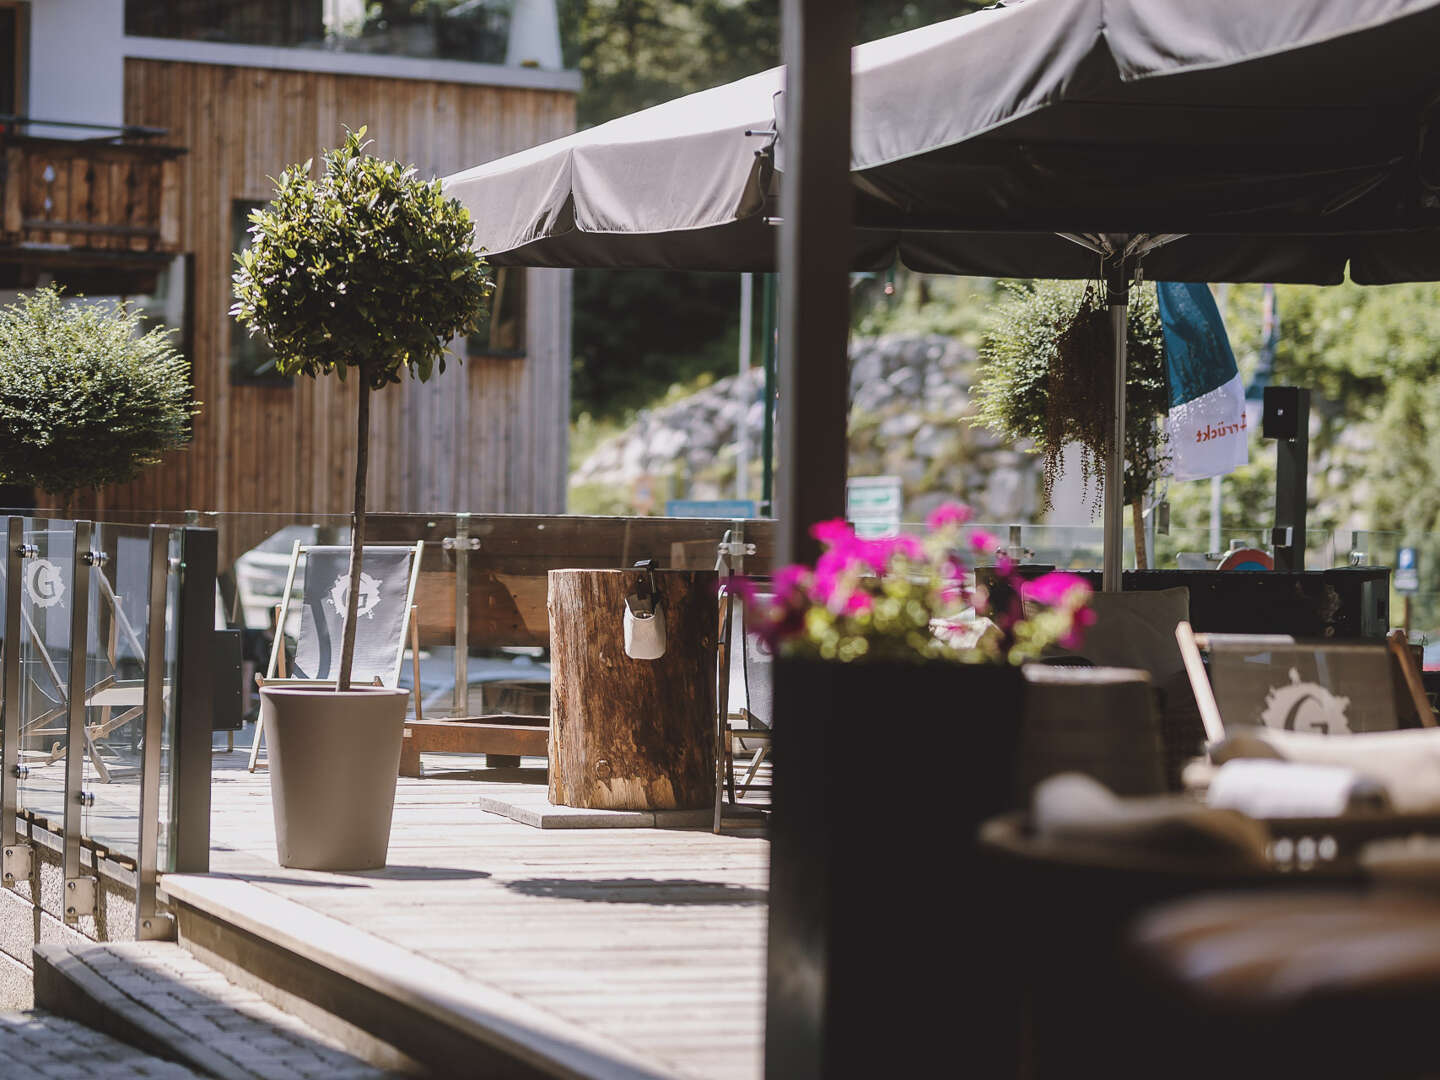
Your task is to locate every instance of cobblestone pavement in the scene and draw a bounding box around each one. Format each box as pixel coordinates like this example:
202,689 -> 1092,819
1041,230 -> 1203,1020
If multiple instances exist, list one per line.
0,1009 -> 203,1079
54,942 -> 414,1079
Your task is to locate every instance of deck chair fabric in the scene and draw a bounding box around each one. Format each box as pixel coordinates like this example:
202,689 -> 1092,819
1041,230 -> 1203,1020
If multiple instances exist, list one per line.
1205,635 -> 1402,736
288,546 -> 416,685
251,542 -> 423,772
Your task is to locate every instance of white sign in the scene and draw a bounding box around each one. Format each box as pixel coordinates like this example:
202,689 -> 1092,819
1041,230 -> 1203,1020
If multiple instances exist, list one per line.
846,476 -> 902,539
1397,546 -> 1420,594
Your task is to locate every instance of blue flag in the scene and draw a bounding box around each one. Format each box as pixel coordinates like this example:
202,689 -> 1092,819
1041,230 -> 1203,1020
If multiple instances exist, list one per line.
1156,282 -> 1248,482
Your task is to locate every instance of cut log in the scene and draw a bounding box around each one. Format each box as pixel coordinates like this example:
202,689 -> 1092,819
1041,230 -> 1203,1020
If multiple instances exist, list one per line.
548,568 -> 717,810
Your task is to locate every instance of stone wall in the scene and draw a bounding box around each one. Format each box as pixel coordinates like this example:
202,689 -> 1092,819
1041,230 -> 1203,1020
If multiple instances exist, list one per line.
571,333 -> 1041,522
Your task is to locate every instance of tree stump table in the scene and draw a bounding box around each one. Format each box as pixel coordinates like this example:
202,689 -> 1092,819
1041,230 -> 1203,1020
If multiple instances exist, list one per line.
548,568 -> 716,810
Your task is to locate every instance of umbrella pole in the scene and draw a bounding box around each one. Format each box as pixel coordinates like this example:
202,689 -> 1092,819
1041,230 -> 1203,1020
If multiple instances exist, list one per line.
1103,262 -> 1128,593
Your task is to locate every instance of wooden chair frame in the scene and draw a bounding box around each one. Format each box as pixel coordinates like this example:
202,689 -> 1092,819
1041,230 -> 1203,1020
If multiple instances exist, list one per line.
1175,621 -> 1436,747
249,540 -> 425,772
714,524 -> 769,833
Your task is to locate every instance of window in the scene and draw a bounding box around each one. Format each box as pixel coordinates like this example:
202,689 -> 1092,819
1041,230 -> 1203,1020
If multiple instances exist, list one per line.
469,267 -> 527,358
230,200 -> 288,387
124,1 -> 512,65
0,4 -> 24,119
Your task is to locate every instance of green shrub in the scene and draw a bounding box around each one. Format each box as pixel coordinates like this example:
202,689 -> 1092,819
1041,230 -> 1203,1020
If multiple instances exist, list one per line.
232,127 -> 491,690
0,285 -> 197,512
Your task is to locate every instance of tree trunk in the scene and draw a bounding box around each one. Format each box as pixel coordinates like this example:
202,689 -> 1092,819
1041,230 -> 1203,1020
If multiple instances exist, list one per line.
548,568 -> 716,810
1131,499 -> 1148,570
338,373 -> 371,692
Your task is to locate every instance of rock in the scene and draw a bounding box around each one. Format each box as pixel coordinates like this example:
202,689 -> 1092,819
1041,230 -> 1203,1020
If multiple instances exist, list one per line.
879,412 -> 923,440
571,331 -> 1040,522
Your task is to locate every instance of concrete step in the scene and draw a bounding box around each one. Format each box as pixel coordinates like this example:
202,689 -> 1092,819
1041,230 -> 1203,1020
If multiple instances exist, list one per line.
33,941 -> 424,1079
161,874 -> 674,1080
0,1007 -> 204,1078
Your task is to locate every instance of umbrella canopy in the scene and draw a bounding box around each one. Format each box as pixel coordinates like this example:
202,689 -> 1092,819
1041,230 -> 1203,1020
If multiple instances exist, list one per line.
445,0 -> 1440,283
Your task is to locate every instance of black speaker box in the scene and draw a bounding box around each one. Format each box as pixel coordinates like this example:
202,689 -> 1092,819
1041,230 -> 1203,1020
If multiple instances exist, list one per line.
1262,385 -> 1304,439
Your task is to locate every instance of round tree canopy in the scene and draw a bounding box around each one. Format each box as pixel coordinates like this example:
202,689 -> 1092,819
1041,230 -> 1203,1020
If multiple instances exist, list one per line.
0,286 -> 197,504
232,127 -> 492,390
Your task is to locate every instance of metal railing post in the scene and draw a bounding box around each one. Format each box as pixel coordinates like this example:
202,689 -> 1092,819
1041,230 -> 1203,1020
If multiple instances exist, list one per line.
63,521 -> 95,923
454,515 -> 470,716
443,516 -> 477,718
136,525 -> 173,939
2,517 -> 31,888
171,526 -> 216,874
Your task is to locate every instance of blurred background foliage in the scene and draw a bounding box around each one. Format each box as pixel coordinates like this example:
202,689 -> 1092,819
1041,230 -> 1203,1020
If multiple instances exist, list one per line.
555,3 -> 1440,585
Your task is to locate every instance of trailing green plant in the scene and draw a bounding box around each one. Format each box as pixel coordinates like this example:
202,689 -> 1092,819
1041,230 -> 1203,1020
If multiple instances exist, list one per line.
232,127 -> 491,690
974,280 -> 1170,561
0,285 -> 198,515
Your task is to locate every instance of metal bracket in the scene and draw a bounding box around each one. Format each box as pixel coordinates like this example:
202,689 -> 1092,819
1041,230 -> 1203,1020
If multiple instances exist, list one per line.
64,876 -> 96,922
77,790 -> 94,808
2,844 -> 31,885
441,536 -> 481,551
14,543 -> 35,559
81,550 -> 108,568
136,911 -> 175,941
718,540 -> 756,559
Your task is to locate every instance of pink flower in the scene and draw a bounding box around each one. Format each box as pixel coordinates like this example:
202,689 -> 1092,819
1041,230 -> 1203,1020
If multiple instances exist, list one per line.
926,502 -> 973,530
1058,606 -> 1098,650
1023,572 -> 1092,609
969,530 -> 1001,556
881,534 -> 925,562
772,564 -> 812,600
810,519 -> 854,549
843,591 -> 874,615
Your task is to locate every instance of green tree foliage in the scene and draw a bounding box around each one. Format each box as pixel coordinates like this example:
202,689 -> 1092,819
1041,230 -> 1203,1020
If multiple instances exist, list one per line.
232,129 -> 489,390
974,281 -> 1169,510
232,128 -> 490,689
0,286 -> 197,513
557,1 -> 985,420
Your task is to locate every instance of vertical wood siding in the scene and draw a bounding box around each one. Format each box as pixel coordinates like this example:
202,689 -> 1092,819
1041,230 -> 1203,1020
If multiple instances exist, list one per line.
87,60 -> 573,537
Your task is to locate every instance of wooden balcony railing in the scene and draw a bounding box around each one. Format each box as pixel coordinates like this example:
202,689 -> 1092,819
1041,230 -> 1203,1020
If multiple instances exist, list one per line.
1,126 -> 186,259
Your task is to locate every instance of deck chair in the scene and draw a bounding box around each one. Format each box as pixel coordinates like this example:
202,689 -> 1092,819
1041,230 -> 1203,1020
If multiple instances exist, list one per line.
249,541 -> 425,772
714,527 -> 770,833
1175,622 -> 1435,746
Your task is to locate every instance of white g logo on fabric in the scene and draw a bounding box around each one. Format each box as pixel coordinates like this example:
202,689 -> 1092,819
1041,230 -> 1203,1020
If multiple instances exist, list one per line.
24,559 -> 65,609
327,571 -> 382,619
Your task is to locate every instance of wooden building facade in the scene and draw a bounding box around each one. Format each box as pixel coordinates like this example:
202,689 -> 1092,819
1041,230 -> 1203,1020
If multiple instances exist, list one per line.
5,2 -> 577,524
105,60 -> 575,521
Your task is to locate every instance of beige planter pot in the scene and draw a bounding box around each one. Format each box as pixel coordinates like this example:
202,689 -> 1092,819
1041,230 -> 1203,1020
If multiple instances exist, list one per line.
258,685 -> 409,870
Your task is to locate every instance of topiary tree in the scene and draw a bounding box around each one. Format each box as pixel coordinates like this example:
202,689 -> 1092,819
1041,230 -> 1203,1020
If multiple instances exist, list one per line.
232,127 -> 491,692
0,285 -> 197,516
974,280 -> 1169,567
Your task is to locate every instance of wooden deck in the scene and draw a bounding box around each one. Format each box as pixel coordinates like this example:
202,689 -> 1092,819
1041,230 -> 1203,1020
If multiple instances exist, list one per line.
167,750 -> 770,1080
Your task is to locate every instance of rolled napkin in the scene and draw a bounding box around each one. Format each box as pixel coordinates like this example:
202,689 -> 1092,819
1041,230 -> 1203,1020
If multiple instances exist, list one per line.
1211,727 -> 1440,814
1032,773 -> 1270,867
1206,759 -> 1391,819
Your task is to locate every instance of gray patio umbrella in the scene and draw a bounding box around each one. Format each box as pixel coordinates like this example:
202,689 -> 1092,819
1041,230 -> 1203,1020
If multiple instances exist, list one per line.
443,0 -> 1440,586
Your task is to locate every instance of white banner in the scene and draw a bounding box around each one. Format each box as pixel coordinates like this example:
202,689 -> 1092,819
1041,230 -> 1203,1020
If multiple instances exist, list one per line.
1165,372 -> 1249,482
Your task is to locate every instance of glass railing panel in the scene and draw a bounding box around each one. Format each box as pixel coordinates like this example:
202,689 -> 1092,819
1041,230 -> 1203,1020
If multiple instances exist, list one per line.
78,523 -> 162,863
159,528 -> 182,873
16,518 -> 75,831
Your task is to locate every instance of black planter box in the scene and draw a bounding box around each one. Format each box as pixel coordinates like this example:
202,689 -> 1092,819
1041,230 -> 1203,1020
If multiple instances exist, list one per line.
979,567 -> 1391,639
1085,568 -> 1391,638
764,658 -> 1025,1078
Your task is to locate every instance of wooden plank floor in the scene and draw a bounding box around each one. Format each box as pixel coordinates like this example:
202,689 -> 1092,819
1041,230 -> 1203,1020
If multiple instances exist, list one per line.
202,749 -> 771,1080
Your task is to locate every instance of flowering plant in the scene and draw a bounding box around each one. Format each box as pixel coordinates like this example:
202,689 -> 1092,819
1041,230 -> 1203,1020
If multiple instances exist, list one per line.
742,502 -> 1093,665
